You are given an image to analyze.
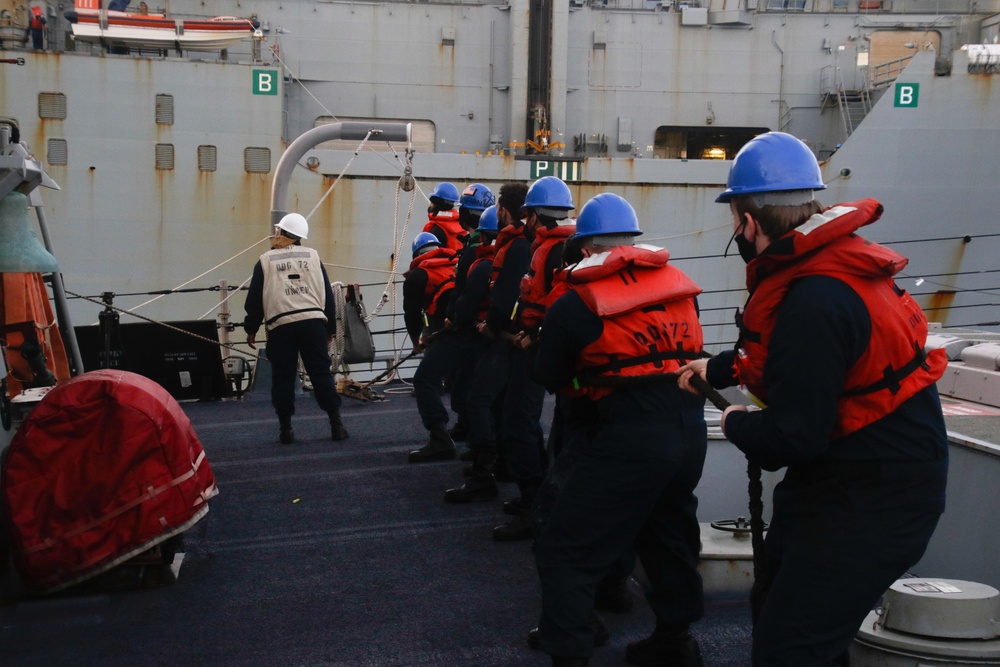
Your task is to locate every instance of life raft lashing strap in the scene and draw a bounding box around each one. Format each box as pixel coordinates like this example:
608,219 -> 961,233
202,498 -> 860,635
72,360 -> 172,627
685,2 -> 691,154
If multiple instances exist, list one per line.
843,344 -> 930,397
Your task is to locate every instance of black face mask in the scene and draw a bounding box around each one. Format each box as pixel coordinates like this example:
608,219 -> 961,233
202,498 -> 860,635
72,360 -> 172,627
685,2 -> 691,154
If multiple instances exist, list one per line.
725,221 -> 758,264
734,233 -> 757,264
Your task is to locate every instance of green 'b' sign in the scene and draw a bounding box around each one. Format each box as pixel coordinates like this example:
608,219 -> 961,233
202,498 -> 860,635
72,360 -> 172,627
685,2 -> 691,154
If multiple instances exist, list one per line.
894,83 -> 919,108
253,70 -> 278,96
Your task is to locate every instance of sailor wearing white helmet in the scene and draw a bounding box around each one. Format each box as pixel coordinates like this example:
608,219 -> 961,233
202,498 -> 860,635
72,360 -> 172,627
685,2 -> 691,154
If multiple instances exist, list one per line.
243,212 -> 348,445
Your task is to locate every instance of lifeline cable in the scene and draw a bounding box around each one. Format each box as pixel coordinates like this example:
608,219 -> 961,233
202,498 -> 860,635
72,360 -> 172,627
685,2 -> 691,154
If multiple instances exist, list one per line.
64,289 -> 256,360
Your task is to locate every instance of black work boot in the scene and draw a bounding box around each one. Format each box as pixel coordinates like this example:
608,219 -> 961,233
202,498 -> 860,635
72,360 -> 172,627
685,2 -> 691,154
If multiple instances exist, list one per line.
595,574 -> 635,613
444,447 -> 498,503
528,612 -> 609,650
493,479 -> 540,541
492,452 -> 514,482
625,622 -> 703,667
409,422 -> 457,463
502,495 -> 528,516
329,409 -> 349,441
278,414 -> 294,444
492,513 -> 534,541
552,658 -> 589,667
449,420 -> 469,441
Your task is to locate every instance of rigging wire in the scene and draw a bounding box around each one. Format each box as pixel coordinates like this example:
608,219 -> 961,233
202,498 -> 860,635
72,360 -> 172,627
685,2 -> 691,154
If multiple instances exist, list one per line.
881,232 -> 1000,246
129,236 -> 271,312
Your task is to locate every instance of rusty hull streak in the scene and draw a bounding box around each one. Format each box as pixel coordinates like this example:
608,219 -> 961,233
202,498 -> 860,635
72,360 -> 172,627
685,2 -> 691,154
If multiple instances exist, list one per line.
920,237 -> 968,326
925,290 -> 957,323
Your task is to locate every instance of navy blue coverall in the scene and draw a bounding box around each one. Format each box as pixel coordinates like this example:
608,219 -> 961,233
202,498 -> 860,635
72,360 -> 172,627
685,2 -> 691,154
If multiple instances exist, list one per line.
709,275 -> 948,667
410,246 -> 487,430
464,234 -> 532,454
532,290 -> 707,660
243,260 -> 341,419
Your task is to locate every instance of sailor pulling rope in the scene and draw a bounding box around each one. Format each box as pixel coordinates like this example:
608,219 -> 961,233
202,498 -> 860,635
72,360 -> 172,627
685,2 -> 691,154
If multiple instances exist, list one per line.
575,369 -> 768,620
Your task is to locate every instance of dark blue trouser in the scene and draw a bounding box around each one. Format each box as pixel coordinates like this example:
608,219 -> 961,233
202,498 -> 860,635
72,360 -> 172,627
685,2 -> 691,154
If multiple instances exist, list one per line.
265,318 -> 341,418
502,346 -> 546,483
534,419 -> 635,577
751,465 -> 944,666
412,332 -> 485,429
535,410 -> 707,658
464,338 -> 509,450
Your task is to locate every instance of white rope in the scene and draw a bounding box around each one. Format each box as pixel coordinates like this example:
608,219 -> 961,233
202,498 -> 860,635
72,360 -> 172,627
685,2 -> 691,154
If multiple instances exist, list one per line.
196,274 -> 253,321
305,131 -> 374,222
322,262 -> 399,275
641,221 -> 733,244
328,281 -> 349,372
131,236 -> 271,312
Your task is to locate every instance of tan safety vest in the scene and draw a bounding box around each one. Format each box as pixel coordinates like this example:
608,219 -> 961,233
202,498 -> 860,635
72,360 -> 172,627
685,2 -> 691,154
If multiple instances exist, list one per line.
260,246 -> 328,331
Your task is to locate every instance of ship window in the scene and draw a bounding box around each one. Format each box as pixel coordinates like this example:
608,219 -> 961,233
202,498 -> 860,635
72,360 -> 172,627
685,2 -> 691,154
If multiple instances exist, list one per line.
313,117 -> 436,154
155,94 -> 174,125
155,143 -> 175,170
653,126 -> 770,160
244,147 -> 271,173
47,139 -> 68,166
766,0 -> 807,9
38,93 -> 67,120
198,145 -> 218,172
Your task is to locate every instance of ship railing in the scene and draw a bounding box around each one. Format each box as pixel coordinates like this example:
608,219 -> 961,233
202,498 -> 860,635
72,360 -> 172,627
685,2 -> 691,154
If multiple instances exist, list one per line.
568,0 -> 992,13
868,54 -> 914,89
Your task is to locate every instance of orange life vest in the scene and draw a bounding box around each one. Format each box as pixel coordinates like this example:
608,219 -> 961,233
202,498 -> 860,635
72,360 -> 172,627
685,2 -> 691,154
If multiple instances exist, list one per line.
565,244 -> 704,401
736,199 -> 947,439
489,224 -> 528,288
423,210 -> 466,252
469,242 -> 498,277
30,7 -> 45,30
518,223 -> 576,329
467,243 -> 498,322
407,247 -> 457,316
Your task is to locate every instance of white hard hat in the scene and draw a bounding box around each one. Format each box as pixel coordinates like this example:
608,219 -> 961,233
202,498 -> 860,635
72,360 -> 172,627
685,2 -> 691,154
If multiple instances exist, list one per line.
276,212 -> 309,239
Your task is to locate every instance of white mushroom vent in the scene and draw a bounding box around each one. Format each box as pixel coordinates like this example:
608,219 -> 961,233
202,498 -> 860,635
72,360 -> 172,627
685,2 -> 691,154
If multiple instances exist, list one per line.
882,579 -> 1000,640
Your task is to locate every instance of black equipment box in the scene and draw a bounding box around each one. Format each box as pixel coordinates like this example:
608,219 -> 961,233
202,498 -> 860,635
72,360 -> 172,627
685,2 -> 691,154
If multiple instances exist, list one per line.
74,320 -> 230,401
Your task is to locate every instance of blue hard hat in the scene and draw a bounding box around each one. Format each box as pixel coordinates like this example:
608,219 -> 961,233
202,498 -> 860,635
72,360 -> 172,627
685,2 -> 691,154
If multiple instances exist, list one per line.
459,183 -> 495,211
477,205 -> 499,233
716,132 -> 826,203
430,182 -> 460,203
411,231 -> 441,257
522,176 -> 574,212
574,193 -> 642,239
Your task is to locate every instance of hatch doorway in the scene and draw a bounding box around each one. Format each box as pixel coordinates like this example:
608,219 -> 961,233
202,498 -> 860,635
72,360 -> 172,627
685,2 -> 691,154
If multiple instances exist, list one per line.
652,126 -> 770,160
